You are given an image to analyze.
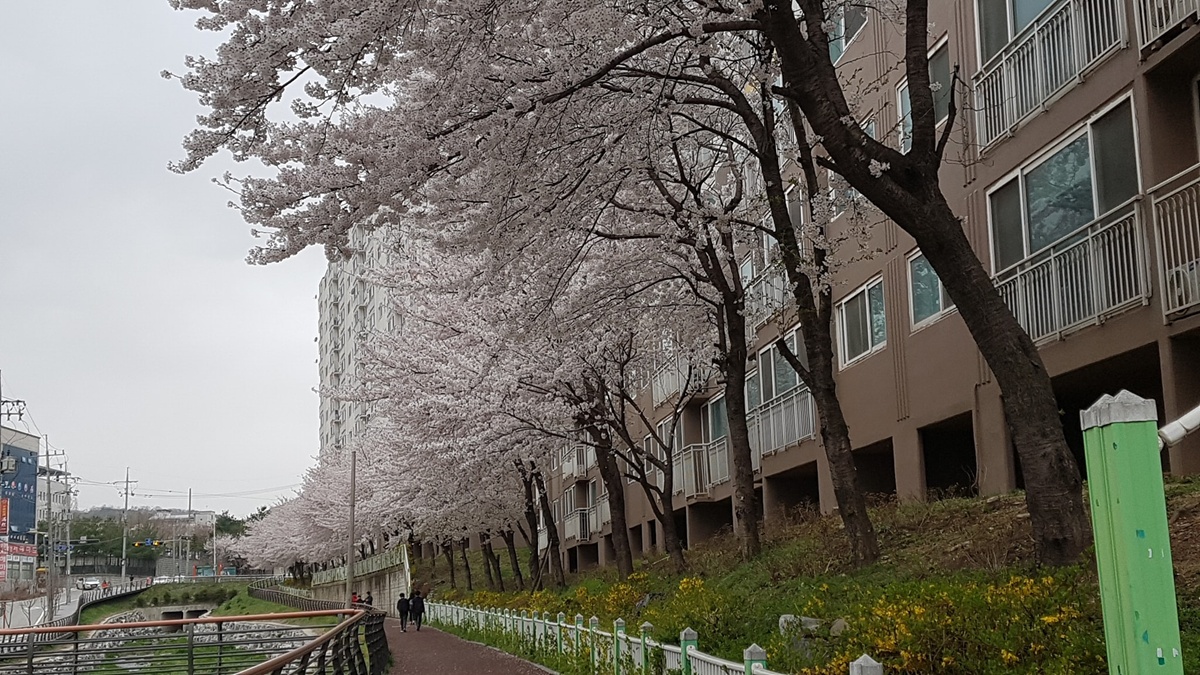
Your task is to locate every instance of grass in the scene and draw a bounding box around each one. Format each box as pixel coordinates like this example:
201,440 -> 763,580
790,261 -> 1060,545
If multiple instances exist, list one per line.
209,589 -> 340,629
419,479 -> 1200,674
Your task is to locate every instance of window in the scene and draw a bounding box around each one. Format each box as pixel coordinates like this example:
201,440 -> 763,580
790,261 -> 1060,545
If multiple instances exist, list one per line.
908,252 -> 955,326
657,419 -> 684,450
978,0 -> 1055,63
829,3 -> 868,63
756,328 -> 805,403
988,98 -> 1137,271
838,278 -> 887,365
898,42 -> 953,153
702,397 -> 728,442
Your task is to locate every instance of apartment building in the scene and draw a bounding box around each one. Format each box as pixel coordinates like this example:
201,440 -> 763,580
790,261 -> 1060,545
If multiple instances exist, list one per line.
317,225 -> 400,456
541,0 -> 1200,571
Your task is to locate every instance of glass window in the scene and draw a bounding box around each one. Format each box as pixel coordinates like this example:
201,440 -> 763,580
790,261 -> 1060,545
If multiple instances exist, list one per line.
747,371 -> 762,410
829,3 -> 868,63
909,253 -> 956,325
704,398 -> 728,442
979,0 -> 1055,62
988,99 -> 1137,272
898,43 -> 952,154
839,278 -> 887,365
772,336 -> 799,394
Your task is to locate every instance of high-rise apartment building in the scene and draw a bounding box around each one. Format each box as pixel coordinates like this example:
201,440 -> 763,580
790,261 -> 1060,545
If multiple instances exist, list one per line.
541,1 -> 1200,571
317,225 -> 399,455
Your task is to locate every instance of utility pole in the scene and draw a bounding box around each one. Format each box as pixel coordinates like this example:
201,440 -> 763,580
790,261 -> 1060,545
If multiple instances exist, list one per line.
186,489 -> 192,578
0,372 -> 27,422
119,468 -> 131,580
211,513 -> 217,580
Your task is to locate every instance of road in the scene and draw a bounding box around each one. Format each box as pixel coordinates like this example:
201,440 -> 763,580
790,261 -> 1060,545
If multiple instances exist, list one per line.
1,588 -> 83,629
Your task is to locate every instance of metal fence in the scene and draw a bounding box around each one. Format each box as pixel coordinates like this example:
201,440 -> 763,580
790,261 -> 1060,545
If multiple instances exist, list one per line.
246,579 -> 390,674
1151,163 -> 1200,319
0,609 -> 366,675
974,0 -> 1126,148
428,601 -> 884,675
1136,0 -> 1199,47
995,201 -> 1148,344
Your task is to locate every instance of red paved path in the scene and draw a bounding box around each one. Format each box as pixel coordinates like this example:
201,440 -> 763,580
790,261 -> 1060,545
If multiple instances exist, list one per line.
384,618 -> 548,674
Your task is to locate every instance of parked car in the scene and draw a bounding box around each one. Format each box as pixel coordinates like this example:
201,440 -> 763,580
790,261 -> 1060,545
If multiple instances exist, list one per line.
77,577 -> 101,590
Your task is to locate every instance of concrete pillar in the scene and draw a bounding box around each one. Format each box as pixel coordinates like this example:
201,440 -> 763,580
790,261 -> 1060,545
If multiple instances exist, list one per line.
891,425 -> 925,501
1161,336 -> 1200,474
973,382 -> 1015,495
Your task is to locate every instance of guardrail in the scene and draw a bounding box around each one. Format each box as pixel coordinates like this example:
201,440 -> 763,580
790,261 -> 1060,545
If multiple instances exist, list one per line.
247,578 -> 390,673
995,202 -> 1148,343
1151,163 -> 1200,319
0,609 -> 368,674
428,601 -> 845,674
430,601 -> 886,674
1136,0 -> 1198,48
973,0 -> 1125,148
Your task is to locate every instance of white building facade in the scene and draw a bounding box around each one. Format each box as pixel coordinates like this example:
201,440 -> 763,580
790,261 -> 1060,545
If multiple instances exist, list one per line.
316,225 -> 400,456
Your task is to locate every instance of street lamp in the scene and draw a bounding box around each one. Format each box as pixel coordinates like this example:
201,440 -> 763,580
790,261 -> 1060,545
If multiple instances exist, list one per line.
346,444 -> 356,608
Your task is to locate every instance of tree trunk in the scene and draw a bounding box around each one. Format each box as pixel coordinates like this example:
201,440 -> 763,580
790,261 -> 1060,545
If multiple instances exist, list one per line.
459,539 -> 473,591
441,541 -> 456,589
587,429 -> 635,578
532,465 -> 567,587
488,538 -> 505,591
634,475 -> 686,572
761,108 -> 881,565
514,459 -> 543,590
479,533 -> 497,590
500,529 -> 525,590
722,316 -> 761,560
756,2 -> 1088,566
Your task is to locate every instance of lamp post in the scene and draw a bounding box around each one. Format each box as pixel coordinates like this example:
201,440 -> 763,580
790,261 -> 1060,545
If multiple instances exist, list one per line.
346,444 -> 356,607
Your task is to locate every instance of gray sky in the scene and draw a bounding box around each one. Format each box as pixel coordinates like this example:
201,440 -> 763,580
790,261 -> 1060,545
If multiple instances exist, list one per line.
0,2 -> 328,517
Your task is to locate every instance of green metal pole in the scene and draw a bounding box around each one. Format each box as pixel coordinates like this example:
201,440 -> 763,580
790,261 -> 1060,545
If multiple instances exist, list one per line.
614,619 -> 625,675
1081,391 -> 1183,674
680,628 -> 697,675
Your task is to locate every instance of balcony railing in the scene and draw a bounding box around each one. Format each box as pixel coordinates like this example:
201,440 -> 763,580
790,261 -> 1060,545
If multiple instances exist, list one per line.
704,437 -> 731,486
537,527 -> 548,551
996,202 -> 1148,344
599,495 -> 611,525
1137,0 -> 1199,48
746,386 -> 818,460
564,508 -> 590,541
974,0 -> 1125,148
561,443 -> 592,481
672,445 -> 712,498
746,271 -> 787,327
1151,164 -> 1200,318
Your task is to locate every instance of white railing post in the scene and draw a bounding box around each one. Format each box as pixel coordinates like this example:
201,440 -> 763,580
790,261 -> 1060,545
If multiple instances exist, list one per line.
590,616 -> 600,670
614,619 -> 626,675
558,612 -> 567,653
849,654 -> 883,675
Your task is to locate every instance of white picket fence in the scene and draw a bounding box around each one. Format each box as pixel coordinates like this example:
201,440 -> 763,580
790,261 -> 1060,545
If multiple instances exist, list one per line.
427,601 -> 883,675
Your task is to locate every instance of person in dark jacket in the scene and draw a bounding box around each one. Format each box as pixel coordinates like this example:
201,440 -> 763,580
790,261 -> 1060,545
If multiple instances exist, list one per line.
409,590 -> 426,631
365,592 -> 374,607
396,593 -> 411,631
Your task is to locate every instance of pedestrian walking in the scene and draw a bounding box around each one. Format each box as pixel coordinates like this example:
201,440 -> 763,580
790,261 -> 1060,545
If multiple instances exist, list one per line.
396,593 -> 410,631
409,590 -> 425,631
365,592 -> 374,607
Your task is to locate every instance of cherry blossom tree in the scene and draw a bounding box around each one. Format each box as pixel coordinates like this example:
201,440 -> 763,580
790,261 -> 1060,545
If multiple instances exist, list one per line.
170,0 -> 1087,566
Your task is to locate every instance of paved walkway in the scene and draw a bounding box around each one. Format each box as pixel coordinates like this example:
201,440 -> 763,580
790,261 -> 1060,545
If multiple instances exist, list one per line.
384,618 -> 547,674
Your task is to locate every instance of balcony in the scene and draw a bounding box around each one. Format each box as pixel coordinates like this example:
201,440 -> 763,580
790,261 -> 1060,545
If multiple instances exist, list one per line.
598,495 -> 611,525
563,508 -> 591,541
561,443 -> 592,481
995,202 -> 1149,344
537,527 -> 548,552
746,386 -> 818,459
974,0 -> 1126,148
1151,164 -> 1200,319
1137,0 -> 1199,48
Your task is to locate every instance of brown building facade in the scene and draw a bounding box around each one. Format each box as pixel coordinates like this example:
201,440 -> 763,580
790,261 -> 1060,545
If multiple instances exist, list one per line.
541,0 -> 1200,571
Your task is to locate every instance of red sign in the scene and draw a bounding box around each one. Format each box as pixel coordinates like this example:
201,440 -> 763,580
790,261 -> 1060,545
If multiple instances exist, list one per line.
6,544 -> 35,558
0,542 -> 7,582
0,498 -> 8,534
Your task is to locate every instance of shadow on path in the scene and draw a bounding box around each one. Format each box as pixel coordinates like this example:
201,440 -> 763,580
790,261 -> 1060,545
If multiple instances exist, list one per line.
384,618 -> 547,674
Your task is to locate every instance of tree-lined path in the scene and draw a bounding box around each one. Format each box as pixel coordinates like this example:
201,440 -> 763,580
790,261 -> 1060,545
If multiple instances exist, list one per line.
384,619 -> 546,674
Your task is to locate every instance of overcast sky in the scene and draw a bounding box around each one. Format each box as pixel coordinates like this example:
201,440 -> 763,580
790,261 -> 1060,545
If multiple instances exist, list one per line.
0,2 -> 328,517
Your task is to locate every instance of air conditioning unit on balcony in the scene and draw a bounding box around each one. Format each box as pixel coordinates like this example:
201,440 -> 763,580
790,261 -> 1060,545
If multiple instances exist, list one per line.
1166,259 -> 1200,310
